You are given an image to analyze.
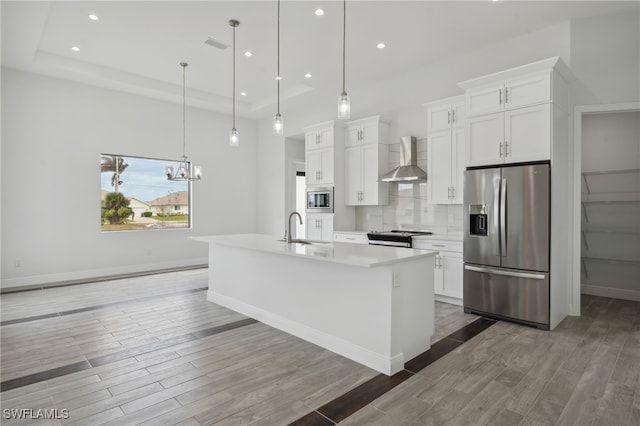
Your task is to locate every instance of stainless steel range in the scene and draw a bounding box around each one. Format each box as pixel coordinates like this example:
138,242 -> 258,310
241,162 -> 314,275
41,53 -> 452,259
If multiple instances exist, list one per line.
367,230 -> 433,248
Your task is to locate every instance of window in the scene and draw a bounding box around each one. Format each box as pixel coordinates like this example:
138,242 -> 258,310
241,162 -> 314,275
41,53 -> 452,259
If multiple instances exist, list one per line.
100,154 -> 191,231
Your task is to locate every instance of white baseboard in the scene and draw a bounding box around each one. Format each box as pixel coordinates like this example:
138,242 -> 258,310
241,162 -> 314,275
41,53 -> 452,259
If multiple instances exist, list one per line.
581,284 -> 640,302
435,294 -> 463,306
1,258 -> 208,290
208,290 -> 405,375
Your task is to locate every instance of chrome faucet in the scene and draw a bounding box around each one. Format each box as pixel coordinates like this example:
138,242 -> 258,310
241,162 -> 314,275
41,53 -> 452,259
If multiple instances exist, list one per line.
287,211 -> 303,243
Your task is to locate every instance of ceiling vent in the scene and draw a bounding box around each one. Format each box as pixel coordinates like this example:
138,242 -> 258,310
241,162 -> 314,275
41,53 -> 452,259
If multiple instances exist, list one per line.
204,37 -> 229,50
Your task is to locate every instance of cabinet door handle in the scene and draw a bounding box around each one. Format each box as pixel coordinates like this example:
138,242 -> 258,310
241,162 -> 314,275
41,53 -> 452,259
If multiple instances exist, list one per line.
499,88 -> 502,105
499,142 -> 503,158
451,187 -> 455,199
448,111 -> 451,124
504,141 -> 509,157
433,244 -> 446,247
505,87 -> 509,104
452,110 -> 456,123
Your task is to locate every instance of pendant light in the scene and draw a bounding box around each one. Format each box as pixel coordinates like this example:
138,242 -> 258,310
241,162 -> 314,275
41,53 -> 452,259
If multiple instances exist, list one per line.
166,62 -> 202,181
229,19 -> 240,147
272,0 -> 283,135
337,0 -> 350,119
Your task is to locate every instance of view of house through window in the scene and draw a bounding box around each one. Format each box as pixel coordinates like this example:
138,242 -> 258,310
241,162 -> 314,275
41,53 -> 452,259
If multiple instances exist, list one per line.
100,154 -> 191,231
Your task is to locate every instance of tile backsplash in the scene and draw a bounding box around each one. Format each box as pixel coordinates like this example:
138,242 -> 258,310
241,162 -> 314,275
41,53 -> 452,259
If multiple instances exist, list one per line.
354,138 -> 463,236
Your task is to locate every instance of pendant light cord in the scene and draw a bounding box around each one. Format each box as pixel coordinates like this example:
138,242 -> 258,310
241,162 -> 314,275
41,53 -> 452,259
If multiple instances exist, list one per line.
342,0 -> 346,93
277,0 -> 280,114
182,63 -> 187,158
232,24 -> 236,129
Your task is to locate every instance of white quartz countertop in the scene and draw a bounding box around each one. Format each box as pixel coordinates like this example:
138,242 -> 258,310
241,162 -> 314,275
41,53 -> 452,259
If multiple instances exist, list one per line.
190,233 -> 436,268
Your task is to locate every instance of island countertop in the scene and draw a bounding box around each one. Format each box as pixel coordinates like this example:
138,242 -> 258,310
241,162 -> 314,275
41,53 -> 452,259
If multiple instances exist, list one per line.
190,233 -> 436,268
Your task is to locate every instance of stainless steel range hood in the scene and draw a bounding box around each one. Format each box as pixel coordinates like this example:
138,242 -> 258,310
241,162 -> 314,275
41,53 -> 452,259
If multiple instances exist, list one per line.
380,136 -> 427,183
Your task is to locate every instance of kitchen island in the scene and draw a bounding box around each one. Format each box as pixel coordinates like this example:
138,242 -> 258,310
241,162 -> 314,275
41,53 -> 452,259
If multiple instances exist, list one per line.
190,234 -> 437,375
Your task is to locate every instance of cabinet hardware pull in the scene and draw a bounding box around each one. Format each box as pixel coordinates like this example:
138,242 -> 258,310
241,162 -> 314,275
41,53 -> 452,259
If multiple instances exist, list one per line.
433,244 -> 446,247
499,88 -> 502,105
447,111 -> 451,124
499,142 -> 503,157
452,110 -> 456,123
451,187 -> 455,199
504,141 -> 509,157
505,87 -> 509,104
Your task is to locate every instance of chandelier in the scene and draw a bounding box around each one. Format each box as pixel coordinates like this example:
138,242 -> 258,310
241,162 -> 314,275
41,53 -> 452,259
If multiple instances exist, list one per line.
166,62 -> 202,181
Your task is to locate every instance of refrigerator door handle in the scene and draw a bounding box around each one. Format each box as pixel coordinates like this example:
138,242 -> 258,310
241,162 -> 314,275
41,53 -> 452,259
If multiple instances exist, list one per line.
500,178 -> 507,257
464,265 -> 546,280
494,178 -> 501,257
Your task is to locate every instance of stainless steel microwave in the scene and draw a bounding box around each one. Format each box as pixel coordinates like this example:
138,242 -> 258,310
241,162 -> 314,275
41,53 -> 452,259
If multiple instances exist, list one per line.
306,187 -> 333,213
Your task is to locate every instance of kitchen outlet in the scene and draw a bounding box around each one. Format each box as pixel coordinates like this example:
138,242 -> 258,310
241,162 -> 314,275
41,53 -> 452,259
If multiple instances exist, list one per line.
392,273 -> 400,287
448,214 -> 455,226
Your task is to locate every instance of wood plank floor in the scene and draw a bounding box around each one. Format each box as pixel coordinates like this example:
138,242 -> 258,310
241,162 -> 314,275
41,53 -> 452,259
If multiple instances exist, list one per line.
1,269 -> 638,425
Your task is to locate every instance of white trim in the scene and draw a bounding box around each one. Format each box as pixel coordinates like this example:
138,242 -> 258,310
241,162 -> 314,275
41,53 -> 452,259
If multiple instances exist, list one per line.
572,102 -> 640,312
435,294 -> 462,306
0,258 -> 208,289
581,284 -> 640,303
208,290 -> 405,375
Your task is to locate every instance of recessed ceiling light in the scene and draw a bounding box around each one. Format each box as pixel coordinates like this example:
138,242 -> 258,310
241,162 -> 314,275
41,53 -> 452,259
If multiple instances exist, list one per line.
240,92 -> 247,96
71,46 -> 80,52
244,51 -> 253,57
315,8 -> 325,16
304,73 -> 312,78
88,14 -> 99,21
377,42 -> 386,49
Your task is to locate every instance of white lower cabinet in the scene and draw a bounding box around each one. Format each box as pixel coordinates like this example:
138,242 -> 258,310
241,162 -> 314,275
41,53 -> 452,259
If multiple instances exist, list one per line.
414,239 -> 463,305
306,214 -> 334,242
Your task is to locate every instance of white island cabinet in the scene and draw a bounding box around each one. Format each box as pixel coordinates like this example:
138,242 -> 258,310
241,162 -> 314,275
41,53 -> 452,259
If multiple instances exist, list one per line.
191,234 -> 437,376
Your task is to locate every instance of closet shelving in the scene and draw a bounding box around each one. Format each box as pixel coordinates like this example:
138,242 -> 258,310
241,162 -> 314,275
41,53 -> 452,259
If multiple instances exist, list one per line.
580,168 -> 640,281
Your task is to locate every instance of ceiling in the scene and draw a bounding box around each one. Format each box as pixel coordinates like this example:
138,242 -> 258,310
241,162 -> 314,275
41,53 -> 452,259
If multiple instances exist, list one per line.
2,1 -> 637,120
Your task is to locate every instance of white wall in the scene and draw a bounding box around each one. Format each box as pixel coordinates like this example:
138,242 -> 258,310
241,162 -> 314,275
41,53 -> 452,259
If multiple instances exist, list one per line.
571,11 -> 640,106
1,69 -> 258,288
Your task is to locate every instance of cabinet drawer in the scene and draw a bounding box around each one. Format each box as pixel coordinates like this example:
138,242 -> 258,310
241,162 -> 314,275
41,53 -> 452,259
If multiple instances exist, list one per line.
413,239 -> 462,253
334,232 -> 369,244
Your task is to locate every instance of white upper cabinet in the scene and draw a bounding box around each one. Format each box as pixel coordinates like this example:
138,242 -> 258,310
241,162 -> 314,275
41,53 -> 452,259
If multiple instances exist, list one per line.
345,116 -> 386,147
303,121 -> 343,186
465,72 -> 551,117
425,96 -> 465,204
459,57 -> 567,167
427,101 -> 465,133
466,98 -> 551,167
305,125 -> 334,150
344,116 -> 390,206
306,147 -> 334,185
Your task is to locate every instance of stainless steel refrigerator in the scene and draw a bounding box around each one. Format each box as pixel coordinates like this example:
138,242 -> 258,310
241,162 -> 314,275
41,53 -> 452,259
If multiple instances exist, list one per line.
463,163 -> 550,329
